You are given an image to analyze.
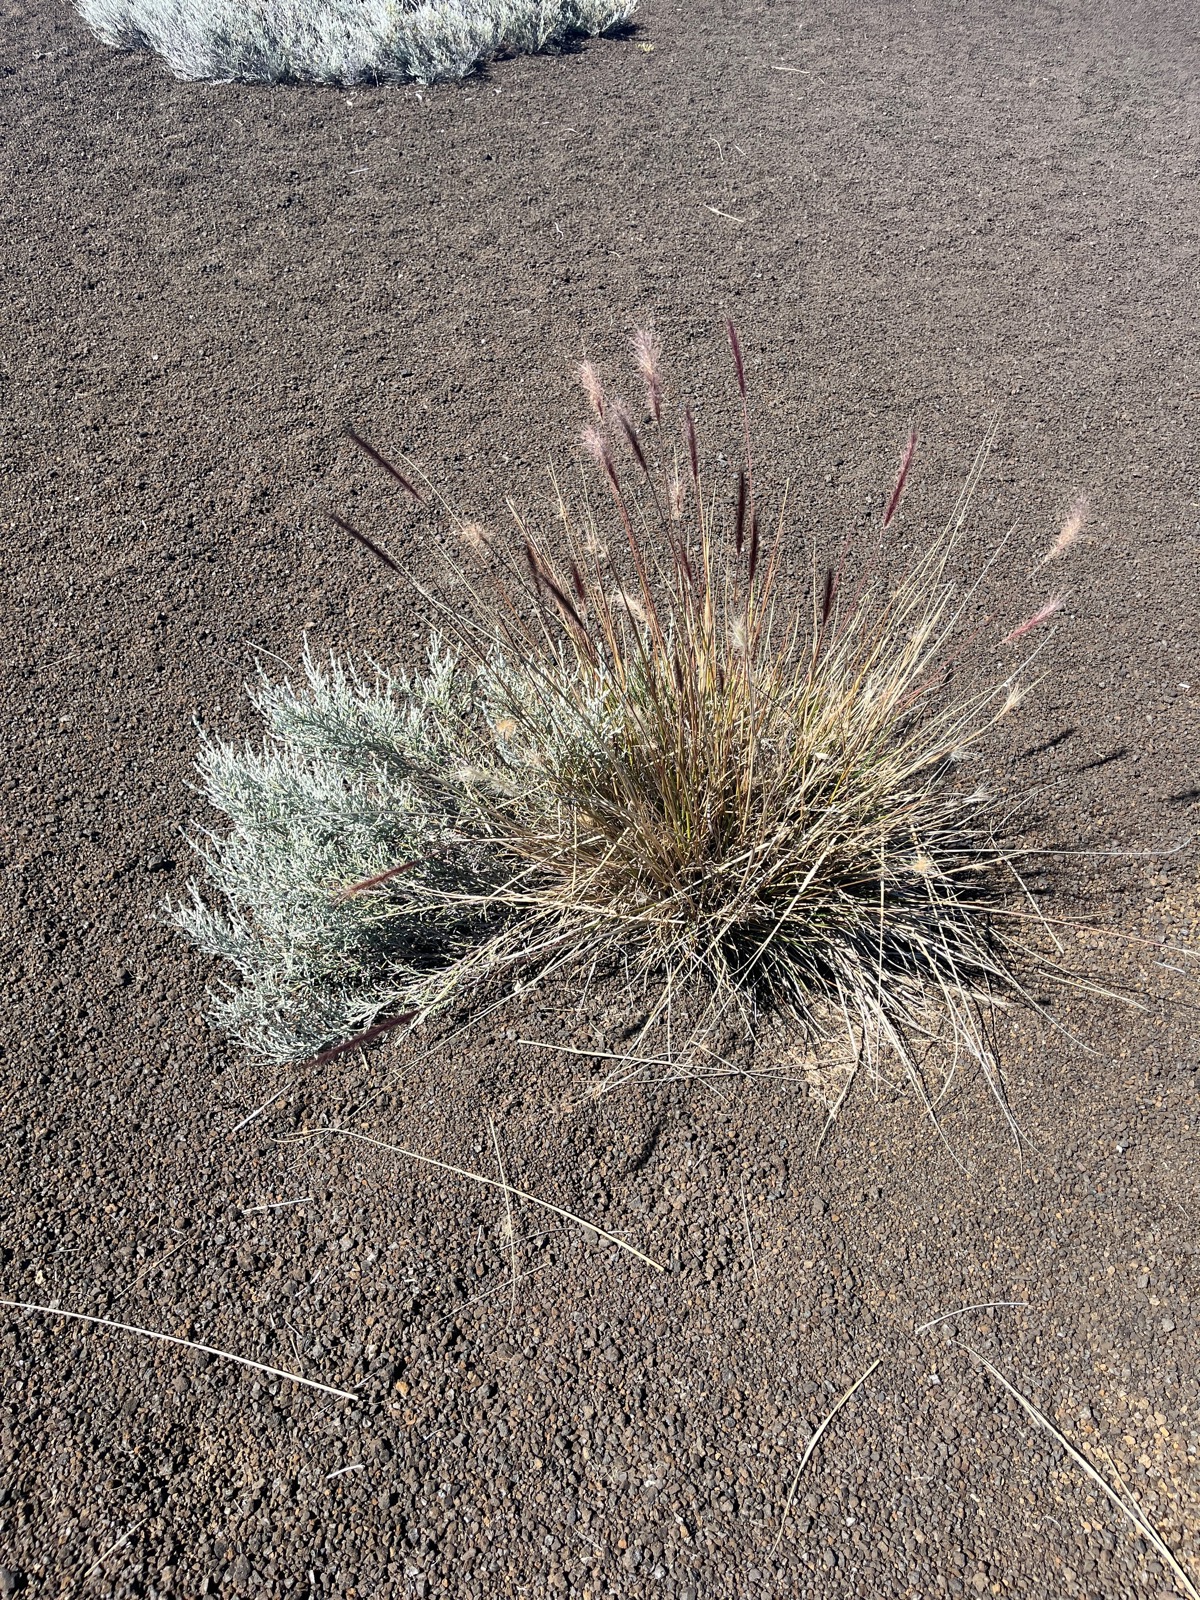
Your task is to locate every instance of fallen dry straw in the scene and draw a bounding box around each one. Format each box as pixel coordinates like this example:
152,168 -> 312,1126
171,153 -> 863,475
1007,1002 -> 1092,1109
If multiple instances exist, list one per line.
0,1298 -> 356,1401
299,1126 -> 664,1271
964,1344 -> 1200,1600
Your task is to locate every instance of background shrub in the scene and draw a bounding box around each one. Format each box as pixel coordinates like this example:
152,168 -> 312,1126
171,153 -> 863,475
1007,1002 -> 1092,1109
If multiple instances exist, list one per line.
76,0 -> 637,86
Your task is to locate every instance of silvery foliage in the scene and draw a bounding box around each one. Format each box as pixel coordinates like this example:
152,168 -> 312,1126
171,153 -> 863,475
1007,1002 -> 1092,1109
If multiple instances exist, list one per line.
175,643 -> 622,1062
76,0 -> 637,85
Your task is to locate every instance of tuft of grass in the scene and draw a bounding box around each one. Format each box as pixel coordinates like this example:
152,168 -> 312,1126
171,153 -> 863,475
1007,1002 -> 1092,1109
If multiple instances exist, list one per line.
176,327 -> 1075,1089
75,0 -> 637,86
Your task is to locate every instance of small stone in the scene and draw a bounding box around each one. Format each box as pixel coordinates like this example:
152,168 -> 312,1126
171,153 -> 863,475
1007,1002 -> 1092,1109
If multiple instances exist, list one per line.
1161,1316 -> 1176,1333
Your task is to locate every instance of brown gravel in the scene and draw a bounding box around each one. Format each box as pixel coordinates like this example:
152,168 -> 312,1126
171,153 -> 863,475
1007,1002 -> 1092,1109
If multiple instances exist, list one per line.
2,0 -> 1199,1596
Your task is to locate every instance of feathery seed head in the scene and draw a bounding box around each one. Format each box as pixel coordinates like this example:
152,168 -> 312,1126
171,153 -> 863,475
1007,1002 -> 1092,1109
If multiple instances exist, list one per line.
1039,494 -> 1089,567
577,360 -> 606,418
610,586 -> 647,625
683,406 -> 700,484
580,423 -> 611,471
882,429 -> 917,530
1000,683 -> 1026,717
459,519 -> 494,552
612,396 -> 650,475
1002,594 -> 1066,644
632,326 -> 663,422
725,318 -> 747,398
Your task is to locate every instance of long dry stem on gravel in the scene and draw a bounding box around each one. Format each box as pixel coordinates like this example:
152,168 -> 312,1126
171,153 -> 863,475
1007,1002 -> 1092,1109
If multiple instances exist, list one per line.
773,1355 -> 884,1553
0,1299 -> 356,1401
299,1126 -> 663,1270
963,1344 -> 1200,1600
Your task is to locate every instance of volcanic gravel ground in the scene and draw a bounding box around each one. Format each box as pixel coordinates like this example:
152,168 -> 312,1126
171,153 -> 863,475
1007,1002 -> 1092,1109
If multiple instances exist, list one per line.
2,0 -> 1199,1595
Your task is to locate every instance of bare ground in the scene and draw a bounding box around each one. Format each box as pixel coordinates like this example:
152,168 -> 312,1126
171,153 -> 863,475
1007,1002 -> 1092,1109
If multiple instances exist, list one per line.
2,0 -> 1199,1595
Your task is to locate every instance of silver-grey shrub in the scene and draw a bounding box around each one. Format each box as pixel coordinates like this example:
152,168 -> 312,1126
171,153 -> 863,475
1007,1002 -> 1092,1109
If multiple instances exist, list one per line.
174,643 -> 520,1062
76,0 -> 637,86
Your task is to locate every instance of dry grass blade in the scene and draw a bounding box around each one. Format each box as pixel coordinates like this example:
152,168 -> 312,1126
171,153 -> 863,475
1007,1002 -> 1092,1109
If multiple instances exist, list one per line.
308,1128 -> 664,1271
85,1516 -> 149,1580
488,1112 -> 519,1321
772,1355 -> 884,1554
0,1298 -> 356,1401
962,1344 -> 1200,1600
914,1300 -> 1028,1334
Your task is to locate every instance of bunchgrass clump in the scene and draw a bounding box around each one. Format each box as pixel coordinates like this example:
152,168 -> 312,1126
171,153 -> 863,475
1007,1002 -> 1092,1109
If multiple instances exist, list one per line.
177,327 -> 1074,1087
75,0 -> 636,86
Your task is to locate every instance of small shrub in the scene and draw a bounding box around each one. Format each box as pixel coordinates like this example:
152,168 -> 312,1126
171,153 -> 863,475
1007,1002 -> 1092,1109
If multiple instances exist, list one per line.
76,0 -> 637,86
177,328 -> 1072,1084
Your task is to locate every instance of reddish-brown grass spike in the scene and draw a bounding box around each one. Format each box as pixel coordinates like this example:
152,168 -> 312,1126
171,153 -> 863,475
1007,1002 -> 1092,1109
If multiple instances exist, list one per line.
331,513 -> 402,575
632,327 -> 663,423
335,862 -> 417,902
748,510 -> 761,584
726,319 -> 747,398
820,564 -> 838,626
523,538 -> 545,597
543,569 -> 591,640
301,1010 -> 416,1071
614,400 -> 650,476
570,561 -> 586,602
345,429 -> 422,502
1001,594 -> 1066,644
733,471 -> 747,555
882,429 -> 917,530
581,423 -> 623,498
684,407 -> 700,485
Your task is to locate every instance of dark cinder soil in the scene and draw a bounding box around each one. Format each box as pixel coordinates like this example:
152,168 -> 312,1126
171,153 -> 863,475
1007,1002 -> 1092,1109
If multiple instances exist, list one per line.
2,0 -> 1199,1595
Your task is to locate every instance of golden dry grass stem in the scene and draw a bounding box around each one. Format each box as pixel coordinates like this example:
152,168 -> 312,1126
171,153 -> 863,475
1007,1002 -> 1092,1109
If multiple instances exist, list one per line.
961,1344 -> 1200,1600
487,1111 -> 520,1321
739,1174 -> 760,1294
773,1356 -> 885,1554
0,1298 -> 357,1401
296,1126 -> 664,1271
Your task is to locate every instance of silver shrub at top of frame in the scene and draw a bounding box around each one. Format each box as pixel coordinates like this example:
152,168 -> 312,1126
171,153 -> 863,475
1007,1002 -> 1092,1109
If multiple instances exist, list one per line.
76,0 -> 638,86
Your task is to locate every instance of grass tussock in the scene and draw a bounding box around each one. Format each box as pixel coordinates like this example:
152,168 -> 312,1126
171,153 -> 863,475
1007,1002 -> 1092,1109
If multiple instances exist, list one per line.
75,0 -> 637,86
177,326 -> 1074,1086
